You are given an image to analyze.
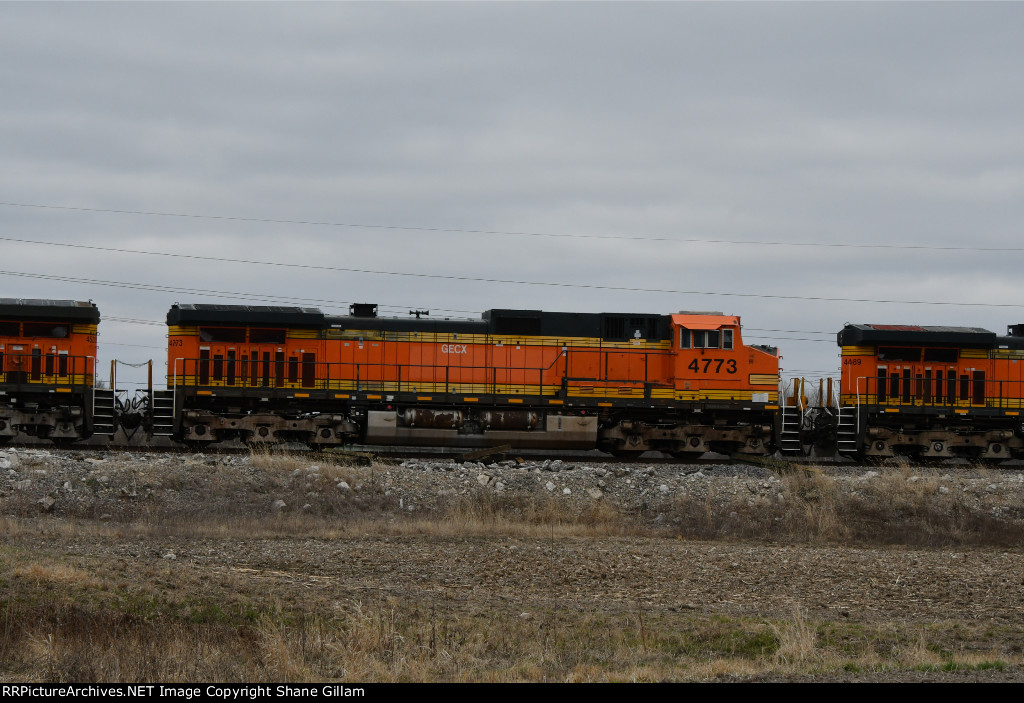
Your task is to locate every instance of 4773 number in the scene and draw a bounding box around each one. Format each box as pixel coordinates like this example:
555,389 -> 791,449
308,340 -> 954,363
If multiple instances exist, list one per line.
687,358 -> 738,374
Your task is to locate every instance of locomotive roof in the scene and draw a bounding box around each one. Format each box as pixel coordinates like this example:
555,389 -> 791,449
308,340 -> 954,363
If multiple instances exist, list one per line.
325,308 -> 673,341
167,303 -> 326,327
167,304 -> 679,341
0,298 -> 100,323
838,323 -> 997,347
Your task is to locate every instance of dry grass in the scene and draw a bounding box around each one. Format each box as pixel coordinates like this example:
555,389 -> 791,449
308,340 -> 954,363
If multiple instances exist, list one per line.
662,464 -> 1024,546
3,573 -> 1017,682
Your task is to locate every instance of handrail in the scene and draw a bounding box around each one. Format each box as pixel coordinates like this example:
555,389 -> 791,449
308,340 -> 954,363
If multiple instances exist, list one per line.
848,374 -> 1017,410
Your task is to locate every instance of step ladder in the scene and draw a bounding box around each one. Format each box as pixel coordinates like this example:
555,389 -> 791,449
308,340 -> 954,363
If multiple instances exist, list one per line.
92,388 -> 116,436
836,405 -> 860,455
778,403 -> 805,455
149,389 -> 175,437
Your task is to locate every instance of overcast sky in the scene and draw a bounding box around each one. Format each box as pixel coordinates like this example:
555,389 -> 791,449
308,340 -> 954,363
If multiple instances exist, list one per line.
3,2 -> 1023,388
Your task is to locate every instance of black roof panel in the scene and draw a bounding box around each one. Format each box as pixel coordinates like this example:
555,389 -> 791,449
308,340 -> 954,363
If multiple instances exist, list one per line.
167,303 -> 326,328
838,323 -> 997,348
0,299 -> 100,323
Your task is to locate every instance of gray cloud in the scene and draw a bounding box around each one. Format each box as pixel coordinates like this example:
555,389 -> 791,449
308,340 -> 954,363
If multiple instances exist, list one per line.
2,2 -> 1023,384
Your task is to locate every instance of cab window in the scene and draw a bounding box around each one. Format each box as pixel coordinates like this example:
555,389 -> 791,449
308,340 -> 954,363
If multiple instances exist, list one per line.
694,330 -> 721,349
23,323 -> 69,338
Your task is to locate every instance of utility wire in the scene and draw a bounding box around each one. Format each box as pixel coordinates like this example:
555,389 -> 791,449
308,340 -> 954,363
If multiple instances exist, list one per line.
1,201 -> 1021,252
2,266 -> 1023,310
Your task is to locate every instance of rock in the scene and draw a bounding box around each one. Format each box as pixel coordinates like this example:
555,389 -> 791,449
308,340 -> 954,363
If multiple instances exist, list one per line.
659,484 -> 669,493
14,479 -> 32,491
587,487 -> 603,500
493,481 -> 505,492
562,487 -> 571,495
162,551 -> 176,560
271,499 -> 287,512
545,481 -> 555,492
337,481 -> 351,491
477,474 -> 491,486
37,495 -> 56,513
0,458 -> 12,470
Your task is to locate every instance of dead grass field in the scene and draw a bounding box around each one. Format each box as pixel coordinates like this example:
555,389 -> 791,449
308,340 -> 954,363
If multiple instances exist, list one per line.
2,449 -> 1024,682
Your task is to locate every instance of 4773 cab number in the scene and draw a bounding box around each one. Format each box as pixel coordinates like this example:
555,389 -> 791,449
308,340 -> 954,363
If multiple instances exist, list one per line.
687,358 -> 737,374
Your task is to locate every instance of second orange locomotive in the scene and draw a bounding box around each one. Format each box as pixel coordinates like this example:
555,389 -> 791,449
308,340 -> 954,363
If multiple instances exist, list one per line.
166,304 -> 781,455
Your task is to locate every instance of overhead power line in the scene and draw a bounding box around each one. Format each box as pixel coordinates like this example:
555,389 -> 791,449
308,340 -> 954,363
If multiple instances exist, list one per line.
0,270 -> 470,317
2,266 -> 1024,310
1,201 -> 1021,252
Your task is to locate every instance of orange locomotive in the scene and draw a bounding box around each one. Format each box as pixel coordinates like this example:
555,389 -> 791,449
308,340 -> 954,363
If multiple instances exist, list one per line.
836,323 -> 1024,460
0,299 -> 101,443
166,304 -> 781,455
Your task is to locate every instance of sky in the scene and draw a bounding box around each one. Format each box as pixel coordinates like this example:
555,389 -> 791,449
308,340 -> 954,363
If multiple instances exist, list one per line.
2,2 -> 1024,391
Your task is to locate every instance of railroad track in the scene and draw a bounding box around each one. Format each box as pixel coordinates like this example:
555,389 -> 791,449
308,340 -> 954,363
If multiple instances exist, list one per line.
0,437 -> 858,468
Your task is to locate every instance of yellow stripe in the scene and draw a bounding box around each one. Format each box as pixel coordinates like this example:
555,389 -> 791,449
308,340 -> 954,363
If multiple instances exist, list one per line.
749,374 -> 780,385
72,324 -> 98,335
294,392 -> 309,398
286,329 -> 320,339
168,325 -> 199,336
841,346 -> 874,356
55,387 -> 72,393
508,398 -> 523,404
463,397 -> 478,402
548,399 -> 563,405
992,349 -> 1024,360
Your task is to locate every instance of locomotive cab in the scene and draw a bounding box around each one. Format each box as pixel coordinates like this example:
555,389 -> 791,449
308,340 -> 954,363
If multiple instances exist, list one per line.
837,323 -> 1024,461
0,299 -> 100,442
671,313 -> 778,403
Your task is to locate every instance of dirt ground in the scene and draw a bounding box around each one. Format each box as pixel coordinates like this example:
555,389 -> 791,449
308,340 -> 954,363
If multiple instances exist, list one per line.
4,446 -> 1024,681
